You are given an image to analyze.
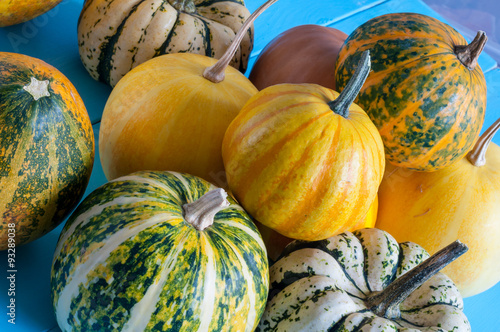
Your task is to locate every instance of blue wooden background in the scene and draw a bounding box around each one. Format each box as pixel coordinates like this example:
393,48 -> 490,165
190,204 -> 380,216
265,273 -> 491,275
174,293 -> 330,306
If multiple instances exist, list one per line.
0,0 -> 499,330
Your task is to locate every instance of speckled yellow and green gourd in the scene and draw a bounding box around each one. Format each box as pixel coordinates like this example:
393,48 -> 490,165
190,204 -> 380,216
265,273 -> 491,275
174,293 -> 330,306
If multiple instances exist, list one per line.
0,52 -> 94,250
335,13 -> 486,171
50,171 -> 269,332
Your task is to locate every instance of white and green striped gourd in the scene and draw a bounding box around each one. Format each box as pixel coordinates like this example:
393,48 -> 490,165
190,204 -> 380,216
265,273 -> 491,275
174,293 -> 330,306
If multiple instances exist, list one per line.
51,170 -> 269,331
258,228 -> 470,332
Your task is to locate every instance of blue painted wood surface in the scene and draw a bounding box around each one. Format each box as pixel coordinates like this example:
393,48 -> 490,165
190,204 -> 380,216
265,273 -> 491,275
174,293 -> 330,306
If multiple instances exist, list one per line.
0,0 -> 499,330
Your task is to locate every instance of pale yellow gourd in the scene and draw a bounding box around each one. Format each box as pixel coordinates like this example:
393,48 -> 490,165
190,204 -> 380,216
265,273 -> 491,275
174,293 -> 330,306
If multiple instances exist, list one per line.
376,118 -> 500,297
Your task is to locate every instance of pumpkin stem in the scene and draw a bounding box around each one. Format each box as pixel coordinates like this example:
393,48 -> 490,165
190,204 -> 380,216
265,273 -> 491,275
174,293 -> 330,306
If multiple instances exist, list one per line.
328,50 -> 370,118
167,0 -> 197,14
467,118 -> 500,167
366,240 -> 468,320
455,31 -> 487,70
23,77 -> 50,101
202,0 -> 279,83
182,188 -> 230,231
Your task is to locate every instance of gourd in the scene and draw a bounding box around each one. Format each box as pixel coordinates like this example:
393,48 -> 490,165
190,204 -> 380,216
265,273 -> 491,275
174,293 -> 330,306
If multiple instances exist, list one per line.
0,0 -> 61,27
0,52 -> 94,250
249,24 -> 347,90
257,195 -> 378,262
258,228 -> 470,331
376,118 -> 500,297
99,0 -> 277,187
78,0 -> 253,86
51,170 -> 269,332
335,13 -> 487,171
222,51 -> 385,241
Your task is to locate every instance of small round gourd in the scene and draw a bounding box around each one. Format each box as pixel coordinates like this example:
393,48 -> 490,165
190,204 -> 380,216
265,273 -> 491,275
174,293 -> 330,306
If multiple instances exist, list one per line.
335,13 -> 487,171
99,0 -> 277,187
78,0 -> 253,86
0,52 -> 94,250
249,24 -> 347,90
258,228 -> 470,331
376,118 -> 500,297
223,51 -> 385,241
51,171 -> 269,331
0,0 -> 62,27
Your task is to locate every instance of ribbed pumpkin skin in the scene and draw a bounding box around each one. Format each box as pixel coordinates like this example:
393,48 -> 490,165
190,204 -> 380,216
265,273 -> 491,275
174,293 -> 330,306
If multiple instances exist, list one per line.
51,171 -> 269,332
0,0 -> 62,27
99,52 -> 258,187
78,0 -> 252,86
335,13 -> 486,171
222,83 -> 385,241
258,228 -> 470,331
0,52 -> 94,250
376,144 -> 500,297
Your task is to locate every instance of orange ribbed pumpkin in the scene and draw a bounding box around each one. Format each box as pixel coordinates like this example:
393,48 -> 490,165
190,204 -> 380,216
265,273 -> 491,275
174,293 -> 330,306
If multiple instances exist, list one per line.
222,51 -> 385,241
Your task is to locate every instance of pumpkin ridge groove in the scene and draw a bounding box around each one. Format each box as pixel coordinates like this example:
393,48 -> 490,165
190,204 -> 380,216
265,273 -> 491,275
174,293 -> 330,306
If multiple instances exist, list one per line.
154,11 -> 180,56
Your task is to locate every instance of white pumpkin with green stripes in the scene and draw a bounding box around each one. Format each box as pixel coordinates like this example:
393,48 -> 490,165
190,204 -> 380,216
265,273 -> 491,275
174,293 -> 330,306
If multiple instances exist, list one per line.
51,171 -> 269,331
258,228 -> 470,332
78,0 -> 253,86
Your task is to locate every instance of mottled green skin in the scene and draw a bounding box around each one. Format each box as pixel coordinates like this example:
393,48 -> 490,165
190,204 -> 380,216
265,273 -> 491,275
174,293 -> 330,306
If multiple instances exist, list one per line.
258,228 -> 470,331
0,53 -> 94,250
335,13 -> 486,171
51,171 -> 269,332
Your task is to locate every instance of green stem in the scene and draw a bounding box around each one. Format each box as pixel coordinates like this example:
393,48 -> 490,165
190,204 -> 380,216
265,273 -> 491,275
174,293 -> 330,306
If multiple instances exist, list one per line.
203,0 -> 279,83
366,240 -> 468,320
455,31 -> 487,70
467,118 -> 500,167
328,50 -> 371,118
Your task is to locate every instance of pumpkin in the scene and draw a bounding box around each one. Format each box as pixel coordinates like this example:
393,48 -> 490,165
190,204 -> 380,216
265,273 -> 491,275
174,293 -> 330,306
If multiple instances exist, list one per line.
258,228 -> 470,331
0,0 -> 62,27
249,24 -> 347,91
99,0 -> 277,188
222,51 -> 385,241
257,195 -> 378,262
335,13 -> 487,171
0,52 -> 94,250
78,0 -> 253,86
376,118 -> 500,298
51,170 -> 269,331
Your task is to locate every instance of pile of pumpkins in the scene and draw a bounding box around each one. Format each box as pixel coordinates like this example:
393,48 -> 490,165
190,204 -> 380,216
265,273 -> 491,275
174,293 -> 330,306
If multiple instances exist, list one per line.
1,0 -> 499,331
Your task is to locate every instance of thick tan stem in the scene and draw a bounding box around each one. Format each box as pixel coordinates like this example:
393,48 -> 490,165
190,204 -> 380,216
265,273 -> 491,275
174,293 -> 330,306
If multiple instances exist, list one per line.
182,189 -> 230,231
455,31 -> 487,70
366,240 -> 468,320
203,0 -> 279,83
467,118 -> 500,167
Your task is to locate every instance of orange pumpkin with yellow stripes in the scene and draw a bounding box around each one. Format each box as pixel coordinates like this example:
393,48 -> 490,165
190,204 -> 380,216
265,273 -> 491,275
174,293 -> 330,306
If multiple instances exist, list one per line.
335,13 -> 487,171
222,51 -> 385,241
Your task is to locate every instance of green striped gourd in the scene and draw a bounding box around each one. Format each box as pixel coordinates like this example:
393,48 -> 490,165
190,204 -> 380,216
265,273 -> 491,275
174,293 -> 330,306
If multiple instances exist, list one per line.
258,228 -> 470,331
0,52 -> 94,250
335,13 -> 487,171
51,171 -> 269,331
78,0 -> 253,86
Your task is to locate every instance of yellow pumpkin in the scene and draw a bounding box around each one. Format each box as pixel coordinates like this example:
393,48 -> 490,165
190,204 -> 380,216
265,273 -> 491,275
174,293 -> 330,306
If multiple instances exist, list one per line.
222,51 -> 385,241
99,0 -> 277,187
376,118 -> 500,297
257,196 -> 378,262
0,0 -> 61,27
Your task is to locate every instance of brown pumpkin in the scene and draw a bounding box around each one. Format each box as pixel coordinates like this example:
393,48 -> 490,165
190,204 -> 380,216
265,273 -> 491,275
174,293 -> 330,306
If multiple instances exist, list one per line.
249,24 -> 347,91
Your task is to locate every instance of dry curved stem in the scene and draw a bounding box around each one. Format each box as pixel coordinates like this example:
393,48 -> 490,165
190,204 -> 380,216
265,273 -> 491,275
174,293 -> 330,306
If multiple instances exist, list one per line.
365,240 -> 468,320
203,0 -> 279,83
455,31 -> 487,70
183,189 -> 230,231
467,117 -> 500,167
